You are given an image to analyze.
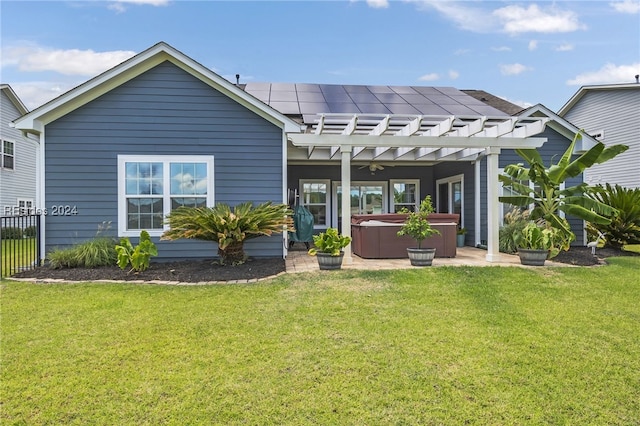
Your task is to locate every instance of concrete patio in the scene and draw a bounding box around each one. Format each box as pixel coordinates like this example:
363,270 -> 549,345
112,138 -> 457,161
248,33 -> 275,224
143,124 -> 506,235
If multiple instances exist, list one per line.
286,246 -> 569,273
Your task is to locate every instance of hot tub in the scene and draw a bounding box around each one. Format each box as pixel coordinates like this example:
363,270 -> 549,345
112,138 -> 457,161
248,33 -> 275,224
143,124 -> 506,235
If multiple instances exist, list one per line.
351,213 -> 459,258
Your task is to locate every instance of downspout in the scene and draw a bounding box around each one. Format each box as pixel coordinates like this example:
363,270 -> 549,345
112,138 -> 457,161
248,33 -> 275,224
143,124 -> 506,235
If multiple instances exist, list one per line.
282,132 -> 289,259
474,159 -> 481,247
38,130 -> 45,264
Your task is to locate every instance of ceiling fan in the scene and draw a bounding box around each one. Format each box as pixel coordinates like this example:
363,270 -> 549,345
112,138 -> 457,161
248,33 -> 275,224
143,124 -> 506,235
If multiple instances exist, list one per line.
358,162 -> 385,172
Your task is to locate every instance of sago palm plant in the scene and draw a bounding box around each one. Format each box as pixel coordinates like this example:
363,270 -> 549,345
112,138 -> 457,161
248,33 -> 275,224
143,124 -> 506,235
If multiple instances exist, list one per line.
162,201 -> 293,264
586,183 -> 640,248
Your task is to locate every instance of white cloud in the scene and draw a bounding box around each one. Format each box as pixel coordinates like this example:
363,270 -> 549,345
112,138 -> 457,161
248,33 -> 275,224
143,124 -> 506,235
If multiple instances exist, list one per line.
365,0 -> 389,9
10,81 -> 79,110
500,63 -> 532,76
610,0 -> 640,14
493,4 -> 586,34
528,40 -> 538,51
567,62 -> 640,85
491,46 -> 512,52
108,0 -> 170,12
448,70 -> 459,80
407,1 -> 497,33
2,44 -> 136,76
555,43 -> 574,52
418,72 -> 439,81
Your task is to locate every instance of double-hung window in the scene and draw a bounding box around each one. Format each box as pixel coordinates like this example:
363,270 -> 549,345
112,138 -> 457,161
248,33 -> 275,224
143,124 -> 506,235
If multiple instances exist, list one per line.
2,140 -> 14,170
117,155 -> 214,237
391,180 -> 419,212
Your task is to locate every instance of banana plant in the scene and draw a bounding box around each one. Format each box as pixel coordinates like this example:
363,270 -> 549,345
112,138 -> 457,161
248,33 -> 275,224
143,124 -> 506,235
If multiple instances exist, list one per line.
499,130 -> 628,240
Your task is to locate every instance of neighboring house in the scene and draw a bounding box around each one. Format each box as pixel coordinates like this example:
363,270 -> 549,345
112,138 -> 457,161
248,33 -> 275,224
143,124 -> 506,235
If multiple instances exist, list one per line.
558,83 -> 640,188
1,84 -> 38,216
12,42 -> 596,263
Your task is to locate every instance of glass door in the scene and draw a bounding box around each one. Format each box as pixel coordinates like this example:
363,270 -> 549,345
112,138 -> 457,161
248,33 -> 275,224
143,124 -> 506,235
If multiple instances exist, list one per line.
332,182 -> 387,228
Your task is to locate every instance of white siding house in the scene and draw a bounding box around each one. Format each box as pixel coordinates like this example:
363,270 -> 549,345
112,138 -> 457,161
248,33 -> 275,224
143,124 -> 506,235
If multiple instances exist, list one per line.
558,83 -> 640,188
1,84 -> 38,215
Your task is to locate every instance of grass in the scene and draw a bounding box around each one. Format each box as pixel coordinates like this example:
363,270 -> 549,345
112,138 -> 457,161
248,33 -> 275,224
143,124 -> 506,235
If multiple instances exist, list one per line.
2,258 -> 640,424
1,238 -> 37,277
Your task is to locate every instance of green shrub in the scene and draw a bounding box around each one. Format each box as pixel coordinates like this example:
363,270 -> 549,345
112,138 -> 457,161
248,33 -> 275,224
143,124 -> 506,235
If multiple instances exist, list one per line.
47,237 -> 117,269
1,227 -> 23,240
499,209 -> 530,254
162,202 -> 293,265
24,226 -> 37,238
587,184 -> 640,248
115,230 -> 158,273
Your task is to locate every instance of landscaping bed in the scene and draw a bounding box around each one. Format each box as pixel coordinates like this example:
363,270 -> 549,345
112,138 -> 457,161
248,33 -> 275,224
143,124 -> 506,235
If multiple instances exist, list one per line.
13,257 -> 286,283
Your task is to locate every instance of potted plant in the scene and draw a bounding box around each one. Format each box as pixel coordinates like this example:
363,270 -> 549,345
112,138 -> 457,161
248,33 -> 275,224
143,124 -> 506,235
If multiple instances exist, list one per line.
514,221 -> 559,266
308,227 -> 352,270
397,196 -> 441,266
456,227 -> 466,247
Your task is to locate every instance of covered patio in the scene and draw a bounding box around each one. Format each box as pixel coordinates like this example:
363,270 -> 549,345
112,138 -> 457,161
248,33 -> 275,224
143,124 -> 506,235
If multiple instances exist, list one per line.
285,246 -> 569,273
287,113 -> 549,263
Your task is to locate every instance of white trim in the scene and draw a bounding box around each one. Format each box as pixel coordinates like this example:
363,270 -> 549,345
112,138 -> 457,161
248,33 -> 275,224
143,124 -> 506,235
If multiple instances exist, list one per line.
299,179 -> 331,230
331,180 -> 388,227
474,160 -> 481,246
117,155 -> 214,237
38,131 -> 45,262
435,174 -> 464,228
389,179 -> 420,213
486,148 -> 501,262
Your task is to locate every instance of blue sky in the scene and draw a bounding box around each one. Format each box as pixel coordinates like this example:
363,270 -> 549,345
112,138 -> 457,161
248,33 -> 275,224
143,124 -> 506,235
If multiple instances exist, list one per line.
2,0 -> 639,112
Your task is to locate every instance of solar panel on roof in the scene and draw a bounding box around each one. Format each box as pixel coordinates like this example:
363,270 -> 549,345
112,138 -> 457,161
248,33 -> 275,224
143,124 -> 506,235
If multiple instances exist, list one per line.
270,82 -> 296,91
269,101 -> 300,115
245,82 -> 271,91
343,85 -> 373,94
412,104 -> 451,115
367,85 -> 395,94
450,95 -> 486,106
439,104 -> 479,116
423,94 -> 459,105
269,90 -> 298,102
398,94 -> 432,104
326,102 -> 361,113
299,102 -> 330,115
413,87 -> 442,95
434,87 -> 465,96
348,92 -> 379,103
390,86 -> 418,95
295,83 -> 322,92
354,103 -> 392,114
297,92 -> 326,102
372,92 -> 406,104
387,103 -> 421,115
319,84 -> 347,93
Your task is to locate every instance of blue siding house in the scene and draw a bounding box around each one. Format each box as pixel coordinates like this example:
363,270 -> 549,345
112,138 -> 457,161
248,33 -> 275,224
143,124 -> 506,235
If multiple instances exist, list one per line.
13,42 -> 596,263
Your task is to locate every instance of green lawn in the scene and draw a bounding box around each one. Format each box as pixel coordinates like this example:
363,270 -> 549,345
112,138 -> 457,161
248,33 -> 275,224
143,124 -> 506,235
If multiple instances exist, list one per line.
1,238 -> 37,277
2,258 -> 639,424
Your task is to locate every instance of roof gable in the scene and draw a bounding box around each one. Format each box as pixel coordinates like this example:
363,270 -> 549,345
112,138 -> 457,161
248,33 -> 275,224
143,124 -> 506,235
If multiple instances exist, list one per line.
558,83 -> 640,117
12,42 -> 302,134
520,103 -> 599,152
1,84 -> 29,116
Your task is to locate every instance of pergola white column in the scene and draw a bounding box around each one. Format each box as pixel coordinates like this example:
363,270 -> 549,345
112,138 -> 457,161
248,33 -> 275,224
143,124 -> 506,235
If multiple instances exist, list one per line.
288,114 -> 549,263
341,145 -> 353,264
485,147 -> 501,262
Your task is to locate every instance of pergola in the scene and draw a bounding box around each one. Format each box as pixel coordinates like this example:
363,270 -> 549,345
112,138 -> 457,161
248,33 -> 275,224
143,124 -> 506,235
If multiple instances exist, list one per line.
287,113 -> 549,263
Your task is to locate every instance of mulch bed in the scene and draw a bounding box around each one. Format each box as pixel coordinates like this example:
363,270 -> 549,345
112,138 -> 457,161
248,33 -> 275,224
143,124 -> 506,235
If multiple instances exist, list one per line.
13,257 -> 286,284
11,246 -> 638,284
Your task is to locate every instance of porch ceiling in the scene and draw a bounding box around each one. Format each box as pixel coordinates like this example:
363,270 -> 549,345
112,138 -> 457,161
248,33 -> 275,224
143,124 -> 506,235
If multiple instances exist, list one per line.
287,113 -> 549,161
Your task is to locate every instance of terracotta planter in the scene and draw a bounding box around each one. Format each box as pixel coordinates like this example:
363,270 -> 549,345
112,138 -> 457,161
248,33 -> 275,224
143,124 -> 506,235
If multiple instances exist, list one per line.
407,248 -> 436,266
517,248 -> 549,266
316,251 -> 345,270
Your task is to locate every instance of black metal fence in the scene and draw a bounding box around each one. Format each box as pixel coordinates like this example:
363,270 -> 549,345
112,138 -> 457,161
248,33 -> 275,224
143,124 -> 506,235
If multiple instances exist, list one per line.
1,215 -> 41,278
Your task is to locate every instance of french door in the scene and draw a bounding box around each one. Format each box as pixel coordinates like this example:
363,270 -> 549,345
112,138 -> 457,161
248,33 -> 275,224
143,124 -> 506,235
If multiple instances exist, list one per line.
332,182 -> 388,228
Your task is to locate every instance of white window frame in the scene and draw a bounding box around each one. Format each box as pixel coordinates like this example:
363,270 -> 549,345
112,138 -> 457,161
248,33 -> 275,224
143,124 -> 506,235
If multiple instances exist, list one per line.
331,181 -> 388,227
1,139 -> 15,170
299,179 -> 331,230
436,174 -> 464,227
17,198 -> 34,215
390,179 -> 420,213
117,155 -> 214,237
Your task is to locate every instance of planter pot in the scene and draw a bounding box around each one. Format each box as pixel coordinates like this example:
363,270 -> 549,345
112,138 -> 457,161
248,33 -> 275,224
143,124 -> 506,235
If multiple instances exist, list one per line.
456,234 -> 465,247
316,251 -> 345,270
407,248 -> 436,266
517,248 -> 549,266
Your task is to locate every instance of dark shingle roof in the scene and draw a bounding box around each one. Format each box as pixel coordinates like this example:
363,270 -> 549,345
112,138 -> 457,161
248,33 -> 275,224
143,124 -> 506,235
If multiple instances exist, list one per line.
461,90 -> 525,115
